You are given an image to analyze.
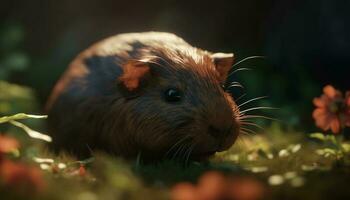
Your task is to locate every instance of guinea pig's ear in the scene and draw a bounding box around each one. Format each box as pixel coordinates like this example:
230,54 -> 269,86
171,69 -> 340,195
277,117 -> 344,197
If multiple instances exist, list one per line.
118,59 -> 151,92
211,53 -> 235,82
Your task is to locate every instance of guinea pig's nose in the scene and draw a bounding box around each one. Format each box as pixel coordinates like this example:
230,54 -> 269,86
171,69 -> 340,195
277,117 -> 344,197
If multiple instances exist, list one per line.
208,124 -> 232,139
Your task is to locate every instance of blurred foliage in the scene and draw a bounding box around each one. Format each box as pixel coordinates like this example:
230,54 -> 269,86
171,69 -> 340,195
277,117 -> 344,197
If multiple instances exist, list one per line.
0,81 -> 39,115
0,23 -> 43,134
0,24 -> 29,80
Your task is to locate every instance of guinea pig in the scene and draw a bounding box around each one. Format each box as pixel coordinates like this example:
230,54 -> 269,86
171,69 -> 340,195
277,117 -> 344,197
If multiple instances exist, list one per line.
46,32 -> 241,161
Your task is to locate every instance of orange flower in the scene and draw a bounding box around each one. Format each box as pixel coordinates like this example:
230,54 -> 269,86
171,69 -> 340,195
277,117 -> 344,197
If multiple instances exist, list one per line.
171,172 -> 266,200
0,160 -> 45,194
171,182 -> 199,200
313,85 -> 350,134
197,171 -> 227,200
228,177 -> 265,200
0,134 -> 20,155
79,164 -> 86,177
345,92 -> 350,127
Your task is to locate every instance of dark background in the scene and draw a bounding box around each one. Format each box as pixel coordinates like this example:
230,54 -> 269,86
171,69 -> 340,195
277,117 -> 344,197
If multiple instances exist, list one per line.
1,0 -> 349,130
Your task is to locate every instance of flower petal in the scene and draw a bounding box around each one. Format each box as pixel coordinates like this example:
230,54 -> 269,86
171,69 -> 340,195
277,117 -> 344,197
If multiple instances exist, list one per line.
345,111 -> 350,127
313,97 -> 328,108
0,134 -> 20,154
0,160 -> 45,193
313,109 -> 333,131
229,177 -> 265,200
312,108 -> 327,119
330,119 -> 340,134
198,171 -> 227,200
323,85 -> 341,99
171,183 -> 198,200
346,91 -> 350,106
345,92 -> 350,127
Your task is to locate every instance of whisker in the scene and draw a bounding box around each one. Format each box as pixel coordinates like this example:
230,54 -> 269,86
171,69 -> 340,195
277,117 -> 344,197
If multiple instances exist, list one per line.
241,127 -> 257,135
239,118 -> 259,122
173,140 -> 192,161
226,81 -> 242,85
181,142 -> 191,162
239,106 -> 277,115
237,96 -> 268,108
166,138 -> 184,157
226,82 -> 244,90
229,67 -> 252,76
228,81 -> 243,86
165,136 -> 190,158
185,143 -> 195,165
240,122 -> 265,131
182,143 -> 193,162
239,115 -> 280,122
232,56 -> 265,67
227,56 -> 265,77
240,131 -> 253,137
235,93 -> 247,103
239,119 -> 256,123
172,144 -> 185,161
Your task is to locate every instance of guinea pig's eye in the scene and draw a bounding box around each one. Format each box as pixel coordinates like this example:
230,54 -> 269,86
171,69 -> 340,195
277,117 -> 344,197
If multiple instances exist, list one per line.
164,88 -> 182,103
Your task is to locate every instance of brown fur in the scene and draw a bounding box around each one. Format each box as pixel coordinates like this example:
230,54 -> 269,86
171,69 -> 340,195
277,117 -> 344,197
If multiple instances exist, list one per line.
46,32 -> 240,161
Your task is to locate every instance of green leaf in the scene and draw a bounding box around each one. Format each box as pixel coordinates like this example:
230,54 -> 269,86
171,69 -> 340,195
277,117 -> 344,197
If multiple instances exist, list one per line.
325,135 -> 337,145
289,144 -> 302,153
278,149 -> 290,157
0,113 -> 47,123
9,120 -> 52,142
316,148 -> 341,158
301,164 -> 317,171
250,166 -> 268,173
341,143 -> 350,152
33,157 -> 55,163
309,133 -> 326,141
